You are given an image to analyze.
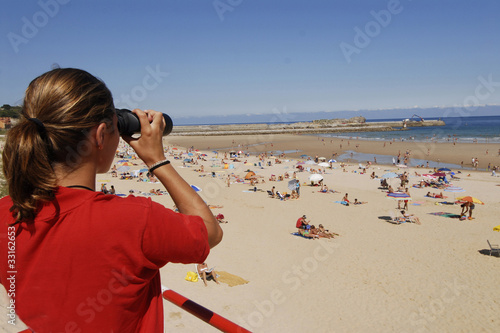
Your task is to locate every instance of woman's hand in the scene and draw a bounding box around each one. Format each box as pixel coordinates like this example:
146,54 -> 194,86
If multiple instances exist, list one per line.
121,109 -> 166,166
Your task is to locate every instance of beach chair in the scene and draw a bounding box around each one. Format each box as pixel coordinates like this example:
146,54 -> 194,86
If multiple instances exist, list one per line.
276,191 -> 286,200
392,216 -> 407,224
267,190 -> 274,198
487,240 -> 500,256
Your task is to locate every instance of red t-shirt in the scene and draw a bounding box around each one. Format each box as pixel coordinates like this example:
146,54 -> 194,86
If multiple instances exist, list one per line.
0,187 -> 210,332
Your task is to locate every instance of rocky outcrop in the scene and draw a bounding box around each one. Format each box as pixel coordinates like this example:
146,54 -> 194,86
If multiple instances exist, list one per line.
170,118 -> 444,136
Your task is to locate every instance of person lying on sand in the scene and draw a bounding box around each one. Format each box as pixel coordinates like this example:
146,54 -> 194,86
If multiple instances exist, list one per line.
426,191 -> 445,198
317,224 -> 339,238
353,199 -> 367,205
309,225 -> 332,238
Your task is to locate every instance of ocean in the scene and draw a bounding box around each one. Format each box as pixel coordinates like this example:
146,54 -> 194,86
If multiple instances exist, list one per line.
318,115 -> 500,144
310,115 -> 499,170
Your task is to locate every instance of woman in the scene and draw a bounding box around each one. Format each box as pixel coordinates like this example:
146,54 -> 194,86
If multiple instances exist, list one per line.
0,68 -> 223,332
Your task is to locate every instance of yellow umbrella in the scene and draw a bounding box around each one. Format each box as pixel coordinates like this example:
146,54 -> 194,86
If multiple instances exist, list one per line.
494,225 -> 500,232
456,196 -> 484,205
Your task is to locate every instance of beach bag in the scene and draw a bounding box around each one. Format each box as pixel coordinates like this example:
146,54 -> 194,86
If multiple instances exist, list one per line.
185,271 -> 198,282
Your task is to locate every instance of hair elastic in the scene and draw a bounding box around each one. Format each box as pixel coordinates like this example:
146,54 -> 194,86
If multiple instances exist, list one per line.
28,117 -> 47,139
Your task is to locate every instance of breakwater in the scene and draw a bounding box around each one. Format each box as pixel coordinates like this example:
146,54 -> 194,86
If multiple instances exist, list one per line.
170,119 -> 445,136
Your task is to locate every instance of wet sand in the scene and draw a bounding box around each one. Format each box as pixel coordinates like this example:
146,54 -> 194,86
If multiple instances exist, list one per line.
166,134 -> 500,170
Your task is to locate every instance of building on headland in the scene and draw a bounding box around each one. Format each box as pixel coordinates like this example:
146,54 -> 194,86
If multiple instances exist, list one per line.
0,117 -> 13,129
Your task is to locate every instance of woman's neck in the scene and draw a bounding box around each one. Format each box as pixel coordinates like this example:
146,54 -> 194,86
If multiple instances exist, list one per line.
53,162 -> 97,191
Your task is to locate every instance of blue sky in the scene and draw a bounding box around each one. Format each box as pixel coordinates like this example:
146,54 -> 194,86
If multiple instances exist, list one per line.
1,0 -> 500,120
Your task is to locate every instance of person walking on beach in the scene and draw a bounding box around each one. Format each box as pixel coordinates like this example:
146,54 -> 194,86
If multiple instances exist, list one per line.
0,68 -> 223,332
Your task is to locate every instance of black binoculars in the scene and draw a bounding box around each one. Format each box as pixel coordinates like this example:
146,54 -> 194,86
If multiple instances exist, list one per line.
115,108 -> 173,136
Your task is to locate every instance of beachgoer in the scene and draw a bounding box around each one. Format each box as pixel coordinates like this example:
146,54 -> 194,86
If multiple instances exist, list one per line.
401,210 -> 421,224
0,68 -> 223,332
197,262 -> 220,286
403,188 -> 410,210
309,225 -> 332,238
353,199 -> 367,205
460,203 -> 469,218
342,193 -> 350,205
468,202 -> 475,220
317,224 -> 339,238
296,215 -> 309,230
296,215 -> 318,239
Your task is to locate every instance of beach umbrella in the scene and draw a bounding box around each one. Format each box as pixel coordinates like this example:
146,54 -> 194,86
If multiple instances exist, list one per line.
494,225 -> 500,232
288,179 -> 299,191
382,172 -> 399,179
438,168 -> 451,172
117,166 -> 130,172
318,162 -> 330,167
305,160 -> 316,165
328,159 -> 337,163
422,174 -> 437,179
382,172 -> 400,186
117,159 -> 129,163
200,154 -> 207,157
139,168 -> 148,173
120,162 -> 134,166
187,152 -> 194,156
387,192 -> 412,200
300,154 -> 309,158
244,171 -> 256,180
183,158 -> 192,162
190,185 -> 202,192
456,196 -> 484,205
396,164 -> 408,168
444,186 -> 465,193
309,174 -> 323,182
444,186 -> 465,200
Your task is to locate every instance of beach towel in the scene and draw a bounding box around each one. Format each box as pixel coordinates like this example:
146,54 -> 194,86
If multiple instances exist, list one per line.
428,212 -> 461,218
216,271 -> 249,287
334,201 -> 349,206
291,232 -> 314,239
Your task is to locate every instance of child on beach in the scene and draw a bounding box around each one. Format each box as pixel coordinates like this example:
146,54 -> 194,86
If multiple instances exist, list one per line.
0,68 -> 223,332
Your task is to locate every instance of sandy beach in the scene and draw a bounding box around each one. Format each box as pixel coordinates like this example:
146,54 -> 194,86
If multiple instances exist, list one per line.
1,135 -> 500,332
166,134 -> 500,170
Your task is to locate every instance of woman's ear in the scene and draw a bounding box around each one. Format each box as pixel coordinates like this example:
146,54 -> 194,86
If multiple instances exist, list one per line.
95,122 -> 108,149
